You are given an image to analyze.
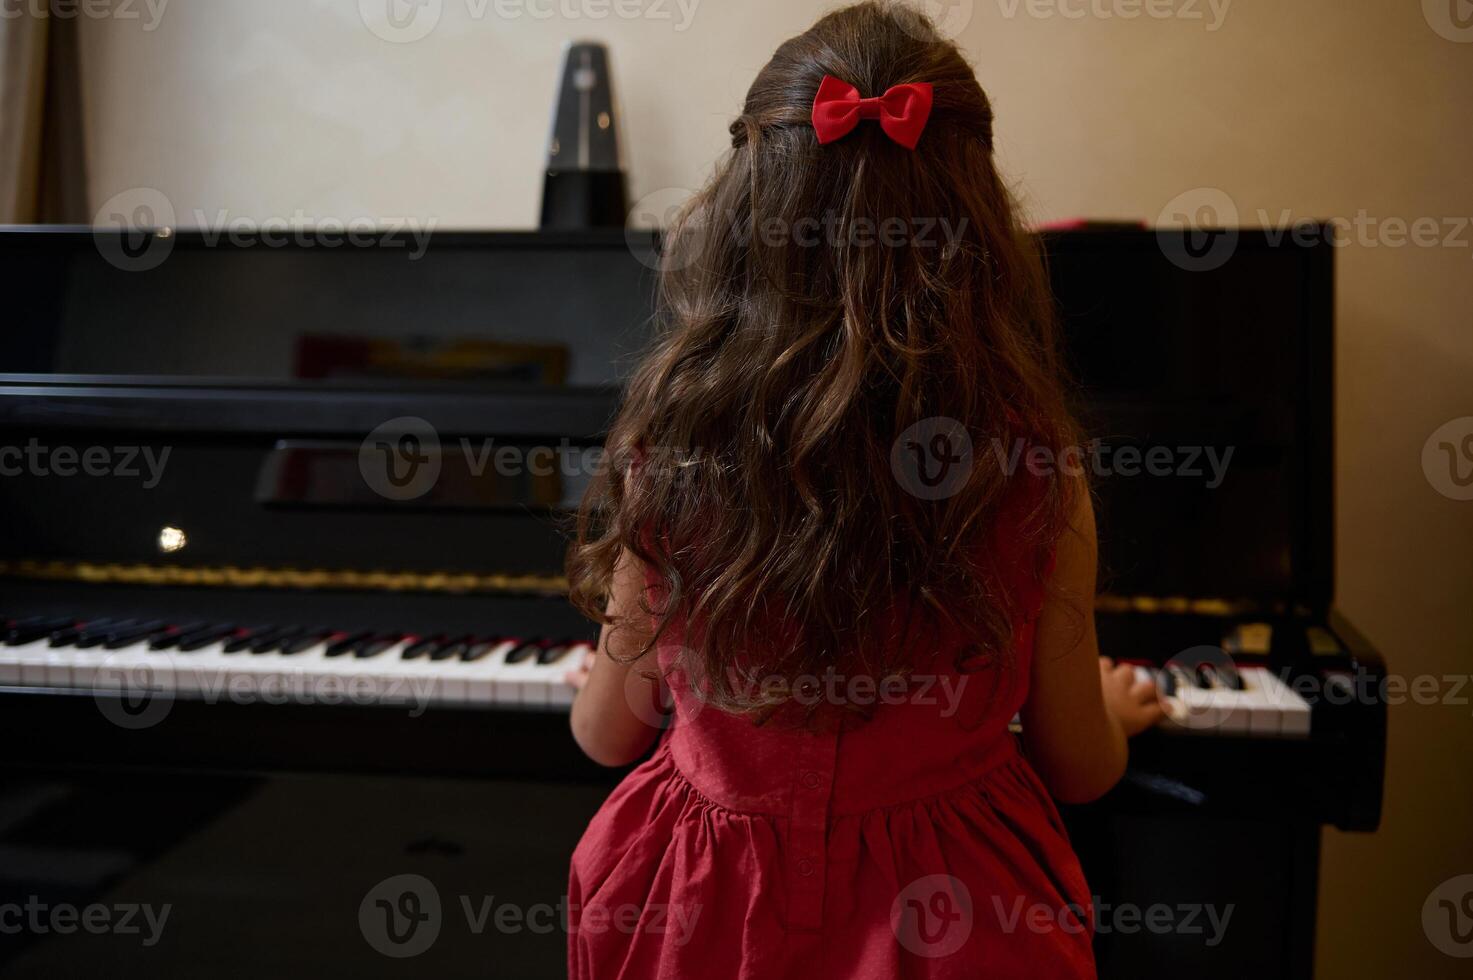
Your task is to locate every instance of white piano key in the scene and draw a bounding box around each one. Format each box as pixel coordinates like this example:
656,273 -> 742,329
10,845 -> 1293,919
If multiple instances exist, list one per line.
0,646 -> 23,685
4,622 -> 585,715
350,639 -> 427,707
1239,667 -> 1285,737
2,638 -> 51,686
289,644 -> 349,703
1205,668 -> 1255,735
520,653 -> 571,708
548,642 -> 595,708
175,643 -> 242,700
420,638 -> 478,704
377,642 -> 452,707
1254,668 -> 1312,736
462,640 -> 521,705
497,645 -> 550,706
69,646 -> 110,689
182,643 -> 249,701
89,641 -> 159,694
42,642 -> 79,687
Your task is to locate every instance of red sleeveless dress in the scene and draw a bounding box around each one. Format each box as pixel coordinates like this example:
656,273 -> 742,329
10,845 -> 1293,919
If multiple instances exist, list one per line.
568,525 -> 1096,979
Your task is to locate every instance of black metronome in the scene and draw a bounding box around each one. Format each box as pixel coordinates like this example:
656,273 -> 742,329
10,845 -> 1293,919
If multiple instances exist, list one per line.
539,42 -> 628,229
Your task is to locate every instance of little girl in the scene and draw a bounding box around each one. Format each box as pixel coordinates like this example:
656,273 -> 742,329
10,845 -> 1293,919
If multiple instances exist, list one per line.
563,3 -> 1161,977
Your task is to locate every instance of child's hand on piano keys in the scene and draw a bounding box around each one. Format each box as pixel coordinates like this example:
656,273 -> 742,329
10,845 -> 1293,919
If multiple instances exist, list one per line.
1099,657 -> 1166,737
565,647 -> 597,692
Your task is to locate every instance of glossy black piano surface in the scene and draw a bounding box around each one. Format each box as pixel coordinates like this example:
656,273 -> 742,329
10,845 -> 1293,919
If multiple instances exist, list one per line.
0,228 -> 1384,979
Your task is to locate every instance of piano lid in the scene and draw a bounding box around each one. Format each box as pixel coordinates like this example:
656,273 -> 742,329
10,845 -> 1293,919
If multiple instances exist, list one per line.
2,228 -> 659,388
0,226 -> 1334,611
1040,227 -> 1334,614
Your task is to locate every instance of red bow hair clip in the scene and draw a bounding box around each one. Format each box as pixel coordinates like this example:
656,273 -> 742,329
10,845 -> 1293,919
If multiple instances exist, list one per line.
810,75 -> 934,150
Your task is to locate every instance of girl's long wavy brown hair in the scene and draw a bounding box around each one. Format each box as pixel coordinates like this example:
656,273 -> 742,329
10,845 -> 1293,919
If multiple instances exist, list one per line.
569,1 -> 1079,716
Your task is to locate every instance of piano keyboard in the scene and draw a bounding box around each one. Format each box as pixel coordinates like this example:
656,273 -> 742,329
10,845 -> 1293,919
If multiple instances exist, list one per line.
1133,663 -> 1312,737
2,616 -> 1315,733
0,616 -> 592,710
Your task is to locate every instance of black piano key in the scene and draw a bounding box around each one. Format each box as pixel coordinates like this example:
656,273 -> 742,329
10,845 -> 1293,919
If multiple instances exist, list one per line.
76,619 -> 140,649
280,630 -> 332,655
353,634 -> 402,659
250,626 -> 302,654
430,636 -> 474,661
49,617 -> 125,647
7,614 -> 69,632
504,640 -> 543,665
1196,663 -> 1218,689
462,638 -> 509,662
401,637 -> 443,660
537,642 -> 572,666
1219,665 -> 1245,691
177,625 -> 240,652
6,616 -> 73,646
1165,665 -> 1195,693
102,621 -> 169,650
147,622 -> 210,651
223,625 -> 279,653
324,631 -> 372,658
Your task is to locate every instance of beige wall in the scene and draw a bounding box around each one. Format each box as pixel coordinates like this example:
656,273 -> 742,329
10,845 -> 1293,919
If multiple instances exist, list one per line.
75,0 -> 1473,975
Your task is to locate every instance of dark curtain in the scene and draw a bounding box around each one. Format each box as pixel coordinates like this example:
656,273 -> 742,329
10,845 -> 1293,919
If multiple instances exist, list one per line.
0,11 -> 87,224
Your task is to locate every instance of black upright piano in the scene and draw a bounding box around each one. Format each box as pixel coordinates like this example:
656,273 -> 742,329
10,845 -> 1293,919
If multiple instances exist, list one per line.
0,225 -> 1383,978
